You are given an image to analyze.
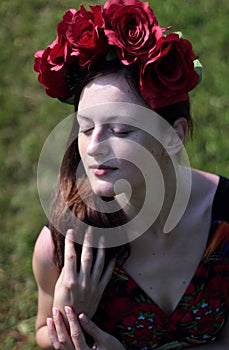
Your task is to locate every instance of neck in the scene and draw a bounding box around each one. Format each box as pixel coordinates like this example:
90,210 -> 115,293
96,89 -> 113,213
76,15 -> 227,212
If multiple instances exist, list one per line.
117,164 -> 192,239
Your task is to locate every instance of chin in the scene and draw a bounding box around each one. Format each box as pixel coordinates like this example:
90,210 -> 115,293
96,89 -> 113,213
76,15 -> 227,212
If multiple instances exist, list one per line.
90,183 -> 116,198
93,188 -> 116,199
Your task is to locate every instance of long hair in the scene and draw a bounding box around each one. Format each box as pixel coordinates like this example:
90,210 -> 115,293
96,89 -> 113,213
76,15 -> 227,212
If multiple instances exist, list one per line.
48,62 -> 192,271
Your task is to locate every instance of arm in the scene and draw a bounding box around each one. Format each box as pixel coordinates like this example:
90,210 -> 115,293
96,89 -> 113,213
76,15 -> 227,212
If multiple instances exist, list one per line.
32,226 -> 60,349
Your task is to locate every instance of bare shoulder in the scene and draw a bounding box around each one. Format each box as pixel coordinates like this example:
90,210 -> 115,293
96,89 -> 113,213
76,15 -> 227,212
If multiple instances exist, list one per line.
192,168 -> 220,187
33,226 -> 55,266
32,226 -> 59,288
191,169 -> 220,204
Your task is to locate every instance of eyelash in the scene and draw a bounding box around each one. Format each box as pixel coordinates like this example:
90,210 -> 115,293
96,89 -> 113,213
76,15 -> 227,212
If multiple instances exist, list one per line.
79,127 -> 94,135
109,128 -> 129,135
79,126 -> 130,136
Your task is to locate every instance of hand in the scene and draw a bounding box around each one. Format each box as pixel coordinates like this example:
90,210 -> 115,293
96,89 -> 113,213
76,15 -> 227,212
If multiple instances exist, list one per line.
47,307 -> 126,350
53,228 -> 115,319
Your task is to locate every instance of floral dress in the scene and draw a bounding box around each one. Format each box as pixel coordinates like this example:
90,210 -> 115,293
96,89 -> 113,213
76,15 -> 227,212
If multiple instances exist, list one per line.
93,177 -> 229,349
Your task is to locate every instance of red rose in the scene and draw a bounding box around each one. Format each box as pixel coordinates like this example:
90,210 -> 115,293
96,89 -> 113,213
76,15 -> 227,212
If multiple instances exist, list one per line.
34,40 -> 73,99
140,33 -> 199,109
103,0 -> 163,65
58,5 -> 108,68
46,38 -> 69,69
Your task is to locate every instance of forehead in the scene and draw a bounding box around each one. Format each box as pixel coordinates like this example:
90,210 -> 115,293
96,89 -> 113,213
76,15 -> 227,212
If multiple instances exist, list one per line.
77,103 -> 139,127
78,73 -> 152,126
78,73 -> 147,112
77,73 -> 166,137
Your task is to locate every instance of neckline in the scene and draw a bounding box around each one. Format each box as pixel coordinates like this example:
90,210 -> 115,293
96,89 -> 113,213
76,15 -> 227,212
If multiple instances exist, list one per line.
115,176 -> 224,319
115,221 -> 222,320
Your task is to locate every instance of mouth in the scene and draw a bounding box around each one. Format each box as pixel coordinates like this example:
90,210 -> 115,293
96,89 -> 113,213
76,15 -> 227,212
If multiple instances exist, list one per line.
89,164 -> 118,176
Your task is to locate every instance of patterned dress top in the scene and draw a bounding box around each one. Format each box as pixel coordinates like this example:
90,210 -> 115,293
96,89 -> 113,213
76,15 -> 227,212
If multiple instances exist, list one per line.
93,176 -> 229,349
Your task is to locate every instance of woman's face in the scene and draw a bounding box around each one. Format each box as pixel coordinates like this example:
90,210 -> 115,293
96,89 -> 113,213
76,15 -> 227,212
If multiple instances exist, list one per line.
77,73 -> 164,199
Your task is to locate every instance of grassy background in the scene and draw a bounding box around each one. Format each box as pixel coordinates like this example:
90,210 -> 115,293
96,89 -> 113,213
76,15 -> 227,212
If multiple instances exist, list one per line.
0,0 -> 228,349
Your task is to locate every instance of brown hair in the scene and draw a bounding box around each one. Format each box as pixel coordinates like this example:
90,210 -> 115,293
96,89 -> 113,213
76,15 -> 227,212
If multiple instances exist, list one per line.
49,61 -> 192,271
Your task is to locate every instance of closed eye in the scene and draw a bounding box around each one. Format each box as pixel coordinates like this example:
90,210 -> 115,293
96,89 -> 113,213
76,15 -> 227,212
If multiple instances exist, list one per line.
108,127 -> 131,136
79,127 -> 94,135
113,130 -> 130,135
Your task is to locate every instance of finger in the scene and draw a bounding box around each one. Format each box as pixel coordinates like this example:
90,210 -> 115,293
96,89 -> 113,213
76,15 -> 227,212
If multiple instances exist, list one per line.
64,229 -> 77,283
47,317 -> 60,350
79,313 -> 108,346
91,236 -> 105,285
99,256 -> 116,291
65,306 -> 89,349
52,307 -> 70,347
80,226 -> 93,279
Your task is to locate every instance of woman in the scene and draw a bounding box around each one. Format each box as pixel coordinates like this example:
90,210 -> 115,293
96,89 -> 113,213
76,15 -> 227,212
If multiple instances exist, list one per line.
33,0 -> 229,349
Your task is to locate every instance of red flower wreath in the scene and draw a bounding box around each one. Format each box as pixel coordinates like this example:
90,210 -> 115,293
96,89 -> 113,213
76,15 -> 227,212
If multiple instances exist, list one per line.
34,0 -> 202,109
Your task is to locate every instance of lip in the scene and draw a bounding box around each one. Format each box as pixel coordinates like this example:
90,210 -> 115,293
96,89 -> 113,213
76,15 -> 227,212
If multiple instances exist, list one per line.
89,164 -> 118,176
90,164 -> 117,170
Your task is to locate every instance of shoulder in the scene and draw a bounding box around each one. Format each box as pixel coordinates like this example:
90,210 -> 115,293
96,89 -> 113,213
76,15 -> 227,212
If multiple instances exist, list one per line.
33,226 -> 55,266
192,169 -> 229,222
32,226 -> 59,289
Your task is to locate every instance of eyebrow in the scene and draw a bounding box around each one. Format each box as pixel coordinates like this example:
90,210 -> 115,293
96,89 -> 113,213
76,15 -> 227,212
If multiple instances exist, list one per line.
77,114 -> 125,122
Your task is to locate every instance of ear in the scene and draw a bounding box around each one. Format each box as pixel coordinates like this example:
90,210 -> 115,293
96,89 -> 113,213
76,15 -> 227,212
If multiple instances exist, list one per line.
163,118 -> 188,157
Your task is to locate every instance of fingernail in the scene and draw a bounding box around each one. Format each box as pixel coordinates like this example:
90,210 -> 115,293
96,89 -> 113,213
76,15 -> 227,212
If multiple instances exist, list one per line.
47,317 -> 52,327
52,307 -> 57,317
98,235 -> 105,248
65,306 -> 71,316
79,313 -> 89,324
66,229 -> 74,238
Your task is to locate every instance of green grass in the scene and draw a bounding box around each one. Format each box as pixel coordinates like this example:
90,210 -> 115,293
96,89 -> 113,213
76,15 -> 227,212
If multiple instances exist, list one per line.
0,0 -> 228,348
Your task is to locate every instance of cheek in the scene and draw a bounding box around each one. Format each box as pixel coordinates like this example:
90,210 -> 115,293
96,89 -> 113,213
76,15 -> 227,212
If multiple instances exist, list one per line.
142,135 -> 164,160
77,140 -> 86,175
125,140 -> 163,179
127,137 -> 162,164
78,137 -> 87,159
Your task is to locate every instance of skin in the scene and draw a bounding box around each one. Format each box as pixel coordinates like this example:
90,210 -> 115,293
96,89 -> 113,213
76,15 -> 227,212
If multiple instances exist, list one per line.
33,227 -> 119,349
33,73 -> 229,349
47,308 -> 125,350
77,74 -> 162,201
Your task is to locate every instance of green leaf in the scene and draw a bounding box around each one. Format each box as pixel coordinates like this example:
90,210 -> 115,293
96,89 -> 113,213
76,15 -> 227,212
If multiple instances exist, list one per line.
194,58 -> 203,83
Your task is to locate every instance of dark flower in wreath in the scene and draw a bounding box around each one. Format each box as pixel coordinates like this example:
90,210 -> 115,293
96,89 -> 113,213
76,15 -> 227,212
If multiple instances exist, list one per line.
34,39 -> 74,99
58,5 -> 109,69
140,33 -> 199,109
103,0 -> 164,65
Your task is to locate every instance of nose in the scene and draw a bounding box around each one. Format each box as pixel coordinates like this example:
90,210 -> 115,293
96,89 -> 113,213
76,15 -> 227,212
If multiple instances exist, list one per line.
87,126 -> 110,157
